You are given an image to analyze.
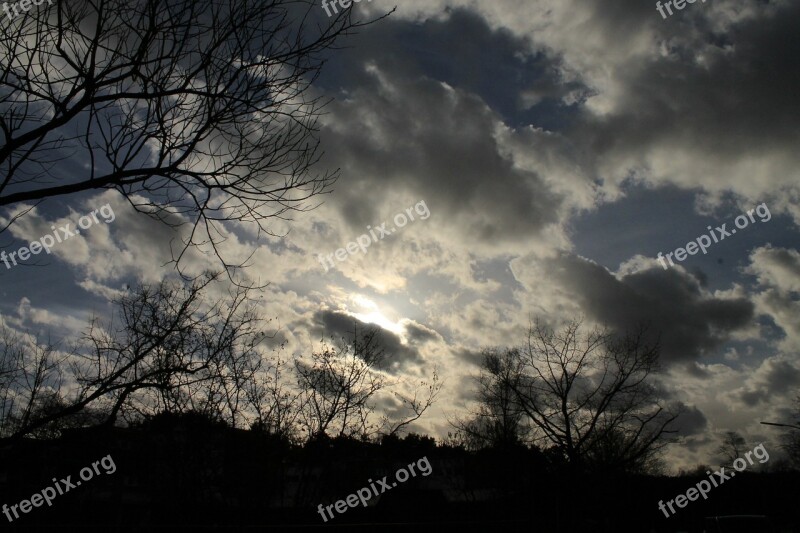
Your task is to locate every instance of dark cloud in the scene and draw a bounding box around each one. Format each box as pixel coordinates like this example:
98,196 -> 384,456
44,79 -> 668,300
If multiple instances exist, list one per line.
575,1 -> 800,173
313,310 -> 422,370
740,389 -> 764,407
760,247 -> 800,276
457,347 -> 485,368
673,404 -> 708,438
314,10 -> 565,244
547,253 -> 754,364
317,8 -> 581,130
765,360 -> 800,392
684,362 -> 713,379
683,434 -> 715,454
740,358 -> 800,407
319,71 -> 562,243
452,372 -> 479,403
747,245 -> 800,292
403,321 -> 440,344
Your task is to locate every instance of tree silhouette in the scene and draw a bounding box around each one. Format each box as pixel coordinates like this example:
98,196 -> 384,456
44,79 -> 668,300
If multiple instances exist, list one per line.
717,430 -> 747,468
245,354 -> 304,444
0,0 -> 388,275
295,326 -> 441,441
1,272 -> 270,440
450,347 -> 530,450
1,289 -> 440,444
0,323 -> 70,437
475,319 -> 681,473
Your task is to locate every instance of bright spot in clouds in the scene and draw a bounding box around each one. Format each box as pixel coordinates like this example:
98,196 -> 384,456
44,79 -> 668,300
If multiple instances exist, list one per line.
349,294 -> 404,336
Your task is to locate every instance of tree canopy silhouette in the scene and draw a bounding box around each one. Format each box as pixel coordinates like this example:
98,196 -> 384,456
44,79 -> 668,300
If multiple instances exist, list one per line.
0,276 -> 440,443
1,273 -> 268,441
461,319 -> 681,473
0,0 -> 388,274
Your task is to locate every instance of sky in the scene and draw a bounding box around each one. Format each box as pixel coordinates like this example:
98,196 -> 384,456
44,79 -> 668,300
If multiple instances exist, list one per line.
1,0 -> 799,472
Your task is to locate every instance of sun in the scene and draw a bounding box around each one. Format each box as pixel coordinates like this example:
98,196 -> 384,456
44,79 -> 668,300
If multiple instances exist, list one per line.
349,295 -> 403,336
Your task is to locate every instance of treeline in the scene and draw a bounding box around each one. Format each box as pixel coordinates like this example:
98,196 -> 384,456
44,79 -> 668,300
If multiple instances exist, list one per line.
3,274 -> 799,475
1,411 -> 798,531
0,274 -> 440,446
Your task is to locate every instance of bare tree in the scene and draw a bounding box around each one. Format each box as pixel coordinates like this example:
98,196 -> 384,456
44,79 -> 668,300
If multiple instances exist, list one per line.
0,323 -> 113,438
2,285 -> 439,444
478,319 -> 681,473
0,324 -> 67,437
717,430 -> 747,468
2,272 -> 270,440
383,367 -> 442,437
450,347 -> 530,450
295,327 -> 387,440
245,353 -> 304,443
0,324 -> 29,436
0,0 -> 388,275
295,326 -> 440,442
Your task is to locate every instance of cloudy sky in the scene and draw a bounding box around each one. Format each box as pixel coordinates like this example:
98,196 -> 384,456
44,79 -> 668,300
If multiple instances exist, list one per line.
1,0 -> 799,471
